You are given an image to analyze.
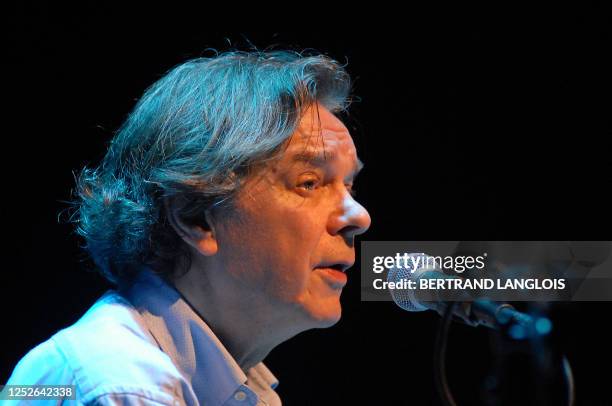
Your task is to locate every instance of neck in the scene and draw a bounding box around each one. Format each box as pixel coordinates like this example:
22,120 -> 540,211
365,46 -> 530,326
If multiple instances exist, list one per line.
171,259 -> 302,372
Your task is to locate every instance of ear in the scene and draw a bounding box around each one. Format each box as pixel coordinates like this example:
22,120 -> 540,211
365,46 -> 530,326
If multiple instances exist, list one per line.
164,197 -> 218,256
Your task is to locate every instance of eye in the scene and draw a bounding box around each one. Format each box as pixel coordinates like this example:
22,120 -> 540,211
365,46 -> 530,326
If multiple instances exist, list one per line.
301,180 -> 317,190
297,176 -> 320,192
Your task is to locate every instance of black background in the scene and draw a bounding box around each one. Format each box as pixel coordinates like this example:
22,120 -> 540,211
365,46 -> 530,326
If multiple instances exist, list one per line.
3,3 -> 612,405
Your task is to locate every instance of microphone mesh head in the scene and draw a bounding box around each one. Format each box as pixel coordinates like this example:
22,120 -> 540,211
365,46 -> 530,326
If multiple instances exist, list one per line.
387,253 -> 433,312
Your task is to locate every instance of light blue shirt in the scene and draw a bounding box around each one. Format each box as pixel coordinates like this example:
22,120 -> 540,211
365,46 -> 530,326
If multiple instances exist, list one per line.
4,269 -> 281,406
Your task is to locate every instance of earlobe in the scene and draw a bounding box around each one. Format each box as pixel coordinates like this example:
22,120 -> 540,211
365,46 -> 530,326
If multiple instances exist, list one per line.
164,197 -> 219,256
192,220 -> 218,256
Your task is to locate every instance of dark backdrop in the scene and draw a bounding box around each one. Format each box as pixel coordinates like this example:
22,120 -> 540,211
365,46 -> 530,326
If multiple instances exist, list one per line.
4,4 -> 611,405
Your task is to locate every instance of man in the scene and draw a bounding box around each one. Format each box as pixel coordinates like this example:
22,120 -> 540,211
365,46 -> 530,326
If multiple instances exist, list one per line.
5,51 -> 370,405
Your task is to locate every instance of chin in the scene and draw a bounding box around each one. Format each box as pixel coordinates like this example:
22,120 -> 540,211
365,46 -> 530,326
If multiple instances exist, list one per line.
308,303 -> 343,328
317,315 -> 341,328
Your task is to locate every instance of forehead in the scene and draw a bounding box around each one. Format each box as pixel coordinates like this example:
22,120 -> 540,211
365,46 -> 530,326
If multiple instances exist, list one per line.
283,104 -> 358,161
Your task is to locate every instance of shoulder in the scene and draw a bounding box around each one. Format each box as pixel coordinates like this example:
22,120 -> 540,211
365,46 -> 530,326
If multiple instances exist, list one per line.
7,291 -> 189,405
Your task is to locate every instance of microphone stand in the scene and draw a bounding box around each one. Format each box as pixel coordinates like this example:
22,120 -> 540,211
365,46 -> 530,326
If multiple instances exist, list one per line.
433,302 -> 575,406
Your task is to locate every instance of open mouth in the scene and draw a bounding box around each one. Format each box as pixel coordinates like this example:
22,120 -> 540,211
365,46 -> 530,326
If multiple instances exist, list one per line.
315,261 -> 351,273
315,265 -> 349,288
326,264 -> 347,273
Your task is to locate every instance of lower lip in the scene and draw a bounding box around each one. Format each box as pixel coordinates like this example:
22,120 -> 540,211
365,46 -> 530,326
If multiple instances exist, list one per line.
315,267 -> 348,288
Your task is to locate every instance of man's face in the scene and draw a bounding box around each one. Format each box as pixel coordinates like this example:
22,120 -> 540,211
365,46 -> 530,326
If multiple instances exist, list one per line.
212,104 -> 371,330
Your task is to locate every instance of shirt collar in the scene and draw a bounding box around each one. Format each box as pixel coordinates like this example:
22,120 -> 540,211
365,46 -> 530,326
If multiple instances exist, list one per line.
120,268 -> 279,405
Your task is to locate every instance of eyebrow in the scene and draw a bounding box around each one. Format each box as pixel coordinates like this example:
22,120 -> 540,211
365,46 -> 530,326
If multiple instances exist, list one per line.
292,150 -> 364,178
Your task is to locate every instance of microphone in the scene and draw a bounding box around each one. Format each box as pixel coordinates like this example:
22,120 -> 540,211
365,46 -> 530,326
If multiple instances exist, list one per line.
390,254 -> 572,406
387,253 -> 536,332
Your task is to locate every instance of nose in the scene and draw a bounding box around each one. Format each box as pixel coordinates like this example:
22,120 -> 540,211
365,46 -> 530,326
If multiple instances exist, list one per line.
328,192 -> 372,244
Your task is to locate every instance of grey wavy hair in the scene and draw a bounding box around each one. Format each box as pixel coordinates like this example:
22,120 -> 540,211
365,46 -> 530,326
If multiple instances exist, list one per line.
71,50 -> 352,285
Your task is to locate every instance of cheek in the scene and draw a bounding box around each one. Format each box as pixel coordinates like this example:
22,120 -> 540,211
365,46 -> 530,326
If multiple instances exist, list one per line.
218,192 -> 329,299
